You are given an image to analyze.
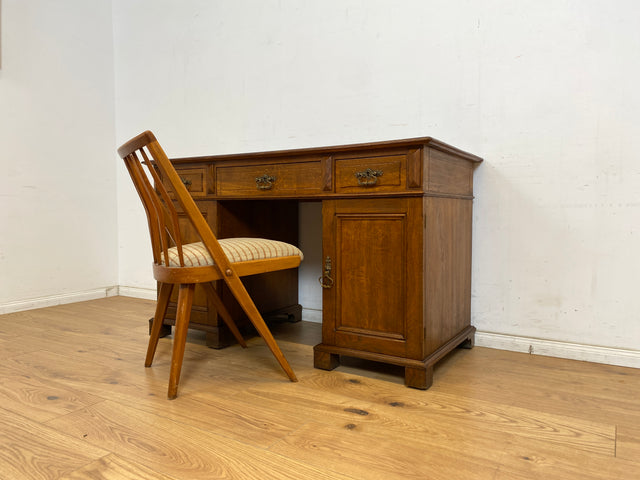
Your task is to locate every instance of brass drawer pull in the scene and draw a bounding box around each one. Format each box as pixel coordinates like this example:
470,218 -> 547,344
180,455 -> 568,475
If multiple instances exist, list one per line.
181,177 -> 192,188
318,256 -> 334,289
255,174 -> 276,190
355,168 -> 383,186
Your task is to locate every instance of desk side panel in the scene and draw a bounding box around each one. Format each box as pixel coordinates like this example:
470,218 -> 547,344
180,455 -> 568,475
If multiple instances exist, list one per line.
424,196 -> 473,355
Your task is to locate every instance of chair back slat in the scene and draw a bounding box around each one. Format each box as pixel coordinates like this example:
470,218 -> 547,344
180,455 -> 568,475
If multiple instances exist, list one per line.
138,147 -> 185,265
133,154 -> 175,265
118,130 -> 234,272
119,134 -> 190,268
123,152 -> 164,264
144,137 -> 237,276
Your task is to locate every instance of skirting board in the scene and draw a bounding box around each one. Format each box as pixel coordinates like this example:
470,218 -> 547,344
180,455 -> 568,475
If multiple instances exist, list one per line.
476,331 -> 640,369
0,286 -> 119,315
302,307 -> 322,324
117,286 -> 157,301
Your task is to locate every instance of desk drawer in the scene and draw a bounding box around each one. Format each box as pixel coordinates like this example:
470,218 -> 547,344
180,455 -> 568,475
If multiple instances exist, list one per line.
335,154 -> 406,193
216,160 -> 323,197
164,166 -> 210,198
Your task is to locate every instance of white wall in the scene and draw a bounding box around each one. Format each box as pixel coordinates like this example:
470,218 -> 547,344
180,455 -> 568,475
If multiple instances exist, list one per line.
0,0 -> 118,310
473,1 -> 640,353
112,0 -> 640,361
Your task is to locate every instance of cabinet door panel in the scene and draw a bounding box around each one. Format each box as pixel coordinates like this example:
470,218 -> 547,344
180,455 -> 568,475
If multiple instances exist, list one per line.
336,215 -> 406,338
322,198 -> 423,358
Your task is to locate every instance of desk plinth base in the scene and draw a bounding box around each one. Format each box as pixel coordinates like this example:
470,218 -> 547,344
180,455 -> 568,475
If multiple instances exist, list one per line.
313,326 -> 475,389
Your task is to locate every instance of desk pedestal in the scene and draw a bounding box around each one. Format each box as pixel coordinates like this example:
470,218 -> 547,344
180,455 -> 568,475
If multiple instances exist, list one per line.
314,196 -> 475,389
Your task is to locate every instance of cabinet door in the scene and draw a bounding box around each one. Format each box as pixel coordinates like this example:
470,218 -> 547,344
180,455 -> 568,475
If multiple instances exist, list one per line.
322,198 -> 424,359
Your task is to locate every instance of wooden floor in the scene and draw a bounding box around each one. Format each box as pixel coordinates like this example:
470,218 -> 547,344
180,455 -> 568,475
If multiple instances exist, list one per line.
1,297 -> 639,479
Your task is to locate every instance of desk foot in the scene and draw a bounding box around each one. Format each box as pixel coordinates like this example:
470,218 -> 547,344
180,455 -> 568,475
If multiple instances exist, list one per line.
314,349 -> 340,370
405,365 -> 434,390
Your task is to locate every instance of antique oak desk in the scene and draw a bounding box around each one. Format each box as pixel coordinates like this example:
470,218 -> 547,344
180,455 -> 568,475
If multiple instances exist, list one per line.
162,137 -> 482,389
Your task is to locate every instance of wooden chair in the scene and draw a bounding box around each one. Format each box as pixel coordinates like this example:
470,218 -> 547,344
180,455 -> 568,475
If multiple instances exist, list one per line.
117,131 -> 301,399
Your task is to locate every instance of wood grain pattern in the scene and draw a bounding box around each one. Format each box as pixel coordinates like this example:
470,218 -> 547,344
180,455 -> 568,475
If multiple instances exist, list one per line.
424,196 -> 473,355
215,158 -> 324,197
0,405 -> 107,479
1,297 -> 639,479
616,425 -> 640,462
60,454 -> 178,480
320,198 -> 423,359
46,400 -> 352,480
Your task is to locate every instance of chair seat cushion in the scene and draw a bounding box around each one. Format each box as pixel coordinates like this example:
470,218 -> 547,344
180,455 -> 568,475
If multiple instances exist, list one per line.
163,238 -> 304,267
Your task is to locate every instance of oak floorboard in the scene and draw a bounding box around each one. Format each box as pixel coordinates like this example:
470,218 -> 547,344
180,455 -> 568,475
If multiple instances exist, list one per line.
195,375 -> 379,426
5,328 -> 149,364
45,400 -> 355,480
5,300 -> 149,336
122,387 -> 305,449
5,349 -> 170,403
0,311 -> 54,346
270,420 -> 503,480
0,406 -> 108,480
271,418 -> 639,480
616,424 -> 640,462
242,374 -> 616,456
59,454 -> 178,480
0,363 -> 103,423
0,336 -> 44,358
490,440 -> 640,480
432,347 -> 640,424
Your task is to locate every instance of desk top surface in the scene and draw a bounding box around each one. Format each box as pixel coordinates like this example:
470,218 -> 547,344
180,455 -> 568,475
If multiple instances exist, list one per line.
171,136 -> 483,165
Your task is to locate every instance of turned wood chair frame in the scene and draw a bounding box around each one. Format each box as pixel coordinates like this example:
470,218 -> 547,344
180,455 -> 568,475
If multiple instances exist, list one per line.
118,131 -> 299,399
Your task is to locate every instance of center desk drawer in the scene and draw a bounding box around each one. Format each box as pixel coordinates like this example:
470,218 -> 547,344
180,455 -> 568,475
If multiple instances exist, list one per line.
216,160 -> 323,197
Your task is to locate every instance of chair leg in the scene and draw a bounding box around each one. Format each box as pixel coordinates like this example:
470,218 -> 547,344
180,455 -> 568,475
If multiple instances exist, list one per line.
146,282 -> 174,367
202,282 -> 247,348
224,276 -> 298,382
168,283 -> 195,399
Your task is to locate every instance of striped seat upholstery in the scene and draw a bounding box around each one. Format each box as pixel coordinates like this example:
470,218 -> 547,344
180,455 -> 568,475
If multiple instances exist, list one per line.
162,237 -> 304,268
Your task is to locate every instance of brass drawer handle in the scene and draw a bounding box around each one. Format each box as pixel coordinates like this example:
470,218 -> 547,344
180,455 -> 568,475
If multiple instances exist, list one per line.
355,168 -> 383,186
181,177 -> 192,188
318,256 -> 334,289
255,174 -> 276,190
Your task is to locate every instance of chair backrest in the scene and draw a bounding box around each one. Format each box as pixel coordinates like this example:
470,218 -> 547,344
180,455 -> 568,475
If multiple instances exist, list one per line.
117,131 -> 233,273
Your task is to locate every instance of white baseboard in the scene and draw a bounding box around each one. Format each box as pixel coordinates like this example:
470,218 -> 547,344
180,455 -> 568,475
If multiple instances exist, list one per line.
302,307 -> 322,323
117,285 -> 157,300
476,331 -> 640,369
0,286 -> 119,315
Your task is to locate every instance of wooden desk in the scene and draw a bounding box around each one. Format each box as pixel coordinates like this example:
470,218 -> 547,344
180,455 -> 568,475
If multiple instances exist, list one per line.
164,137 -> 482,389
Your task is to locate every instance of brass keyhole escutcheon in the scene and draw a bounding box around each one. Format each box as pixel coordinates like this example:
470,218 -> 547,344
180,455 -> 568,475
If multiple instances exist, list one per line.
318,256 -> 334,289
